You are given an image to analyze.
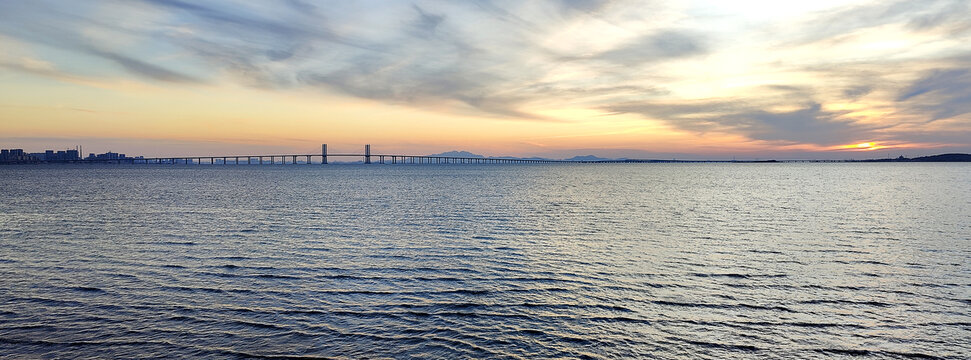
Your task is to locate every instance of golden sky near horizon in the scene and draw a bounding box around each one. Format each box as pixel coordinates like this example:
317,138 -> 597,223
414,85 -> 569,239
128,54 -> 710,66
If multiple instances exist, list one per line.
1,0 -> 969,158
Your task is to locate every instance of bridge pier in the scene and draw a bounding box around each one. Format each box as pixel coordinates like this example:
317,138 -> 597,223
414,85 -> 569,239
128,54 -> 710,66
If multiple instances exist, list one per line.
128,149 -> 580,167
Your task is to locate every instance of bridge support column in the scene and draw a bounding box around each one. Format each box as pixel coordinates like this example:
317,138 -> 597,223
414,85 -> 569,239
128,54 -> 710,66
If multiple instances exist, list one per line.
365,144 -> 371,164
321,144 -> 328,164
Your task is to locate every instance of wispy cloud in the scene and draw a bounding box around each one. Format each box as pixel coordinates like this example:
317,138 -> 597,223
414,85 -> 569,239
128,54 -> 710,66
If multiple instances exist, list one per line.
608,100 -> 882,145
597,30 -> 708,66
897,68 -> 971,122
789,0 -> 971,44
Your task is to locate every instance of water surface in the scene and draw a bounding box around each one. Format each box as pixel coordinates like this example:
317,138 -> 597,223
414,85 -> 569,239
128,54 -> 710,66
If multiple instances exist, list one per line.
1,163 -> 968,358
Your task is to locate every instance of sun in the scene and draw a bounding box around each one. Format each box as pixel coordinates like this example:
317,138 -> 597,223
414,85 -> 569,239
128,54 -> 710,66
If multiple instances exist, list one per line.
836,141 -> 888,151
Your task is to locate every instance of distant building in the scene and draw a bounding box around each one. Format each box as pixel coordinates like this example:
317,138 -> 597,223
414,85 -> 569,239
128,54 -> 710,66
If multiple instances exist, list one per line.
1,147 -> 84,163
4,146 -> 152,164
0,149 -> 30,162
86,151 -> 130,161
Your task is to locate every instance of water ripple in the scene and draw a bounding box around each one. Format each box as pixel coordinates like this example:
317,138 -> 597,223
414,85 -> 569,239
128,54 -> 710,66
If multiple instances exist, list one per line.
0,163 -> 968,359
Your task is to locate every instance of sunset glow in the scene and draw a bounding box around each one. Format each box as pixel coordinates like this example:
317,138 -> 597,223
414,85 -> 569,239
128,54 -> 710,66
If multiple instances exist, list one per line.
1,1 -> 969,159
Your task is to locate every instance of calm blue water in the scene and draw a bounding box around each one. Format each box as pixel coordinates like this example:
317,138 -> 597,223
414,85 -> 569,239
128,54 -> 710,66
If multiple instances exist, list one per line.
0,163 -> 968,359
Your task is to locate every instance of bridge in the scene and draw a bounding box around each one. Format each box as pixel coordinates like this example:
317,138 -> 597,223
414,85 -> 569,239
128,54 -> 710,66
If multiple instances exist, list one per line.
86,144 -> 575,165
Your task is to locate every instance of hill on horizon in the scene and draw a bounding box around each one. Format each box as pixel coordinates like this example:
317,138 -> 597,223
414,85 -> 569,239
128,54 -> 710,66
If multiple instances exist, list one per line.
427,150 -> 484,158
909,153 -> 971,162
565,155 -> 613,161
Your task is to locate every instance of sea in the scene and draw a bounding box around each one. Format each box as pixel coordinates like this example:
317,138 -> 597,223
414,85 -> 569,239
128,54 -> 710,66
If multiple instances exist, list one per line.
0,163 -> 968,359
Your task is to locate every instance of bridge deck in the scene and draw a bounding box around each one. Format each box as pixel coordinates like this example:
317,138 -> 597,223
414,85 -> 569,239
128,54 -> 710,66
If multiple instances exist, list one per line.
79,153 -> 579,165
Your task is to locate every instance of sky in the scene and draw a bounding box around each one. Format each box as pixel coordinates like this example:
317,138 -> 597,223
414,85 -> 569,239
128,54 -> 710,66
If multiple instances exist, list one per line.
1,0 -> 969,159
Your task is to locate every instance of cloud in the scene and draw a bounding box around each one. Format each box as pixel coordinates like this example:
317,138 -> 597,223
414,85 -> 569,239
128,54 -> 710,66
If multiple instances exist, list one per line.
793,0 -> 971,44
842,85 -> 873,100
726,103 -> 875,144
0,1 -> 204,84
2,1 -> 670,121
0,57 -> 63,78
136,1 -> 548,118
141,0 -> 332,42
610,100 -> 879,145
87,48 -> 202,83
598,30 -> 707,66
897,68 -> 971,122
411,5 -> 446,37
557,0 -> 614,13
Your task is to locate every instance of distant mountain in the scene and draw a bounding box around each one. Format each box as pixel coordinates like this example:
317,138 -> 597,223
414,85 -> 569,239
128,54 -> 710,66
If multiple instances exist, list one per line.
427,150 -> 484,158
565,155 -> 612,161
909,153 -> 971,162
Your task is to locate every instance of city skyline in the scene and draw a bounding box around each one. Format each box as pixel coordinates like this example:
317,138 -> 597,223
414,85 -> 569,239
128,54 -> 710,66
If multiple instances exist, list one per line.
1,1 -> 969,159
